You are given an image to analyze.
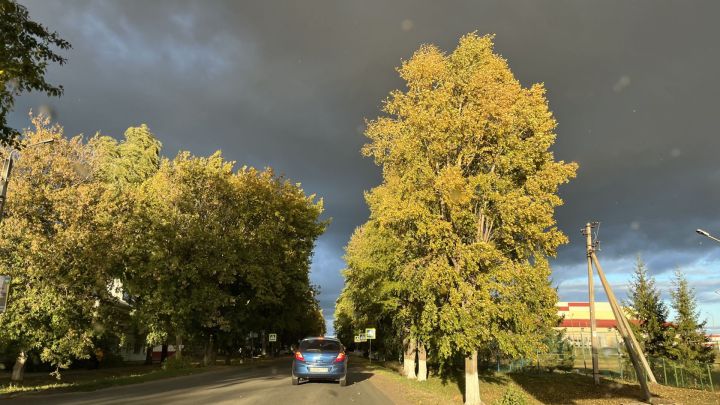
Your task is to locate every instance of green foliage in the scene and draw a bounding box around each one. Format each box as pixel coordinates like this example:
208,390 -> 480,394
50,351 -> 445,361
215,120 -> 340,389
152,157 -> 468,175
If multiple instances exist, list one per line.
495,386 -> 527,405
91,124 -> 161,185
161,356 -> 194,371
0,115 -> 120,375
625,256 -> 672,357
335,221 -> 406,356
110,146 -> 327,355
0,0 -> 71,147
340,32 -> 576,404
359,32 -> 576,359
0,115 -> 327,380
668,269 -> 715,365
542,330 -> 574,372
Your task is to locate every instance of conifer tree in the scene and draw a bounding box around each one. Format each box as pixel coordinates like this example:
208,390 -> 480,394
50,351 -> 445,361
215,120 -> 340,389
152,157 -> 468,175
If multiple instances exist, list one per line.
626,256 -> 671,357
668,269 -> 715,365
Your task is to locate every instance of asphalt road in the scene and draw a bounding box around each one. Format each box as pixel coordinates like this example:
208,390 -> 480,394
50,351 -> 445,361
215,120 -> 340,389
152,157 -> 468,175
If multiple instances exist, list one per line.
5,357 -> 394,405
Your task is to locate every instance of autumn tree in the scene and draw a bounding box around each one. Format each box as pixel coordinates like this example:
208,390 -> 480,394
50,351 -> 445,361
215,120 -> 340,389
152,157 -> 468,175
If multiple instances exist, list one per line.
0,112 -> 327,376
0,0 -> 70,146
668,269 -> 715,365
362,33 -> 576,404
625,256 -> 672,357
0,115 -> 124,381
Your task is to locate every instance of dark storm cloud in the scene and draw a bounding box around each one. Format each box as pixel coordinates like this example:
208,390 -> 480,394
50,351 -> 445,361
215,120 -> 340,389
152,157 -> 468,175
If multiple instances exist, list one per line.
11,0 -> 720,329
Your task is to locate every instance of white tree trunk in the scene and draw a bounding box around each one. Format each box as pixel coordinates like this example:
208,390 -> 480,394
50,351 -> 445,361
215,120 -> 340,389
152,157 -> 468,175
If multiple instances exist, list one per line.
11,351 -> 27,383
464,350 -> 482,405
175,335 -> 183,359
404,337 -> 417,379
417,342 -> 427,381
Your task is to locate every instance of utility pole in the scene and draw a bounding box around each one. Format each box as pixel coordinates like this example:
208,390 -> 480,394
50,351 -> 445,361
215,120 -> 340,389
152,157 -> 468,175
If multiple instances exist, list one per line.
591,254 -> 657,384
583,223 -> 600,384
585,220 -> 654,402
0,157 -> 13,219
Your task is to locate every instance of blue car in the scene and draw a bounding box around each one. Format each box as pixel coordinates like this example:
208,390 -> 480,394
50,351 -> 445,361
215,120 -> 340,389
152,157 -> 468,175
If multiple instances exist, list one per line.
292,337 -> 347,386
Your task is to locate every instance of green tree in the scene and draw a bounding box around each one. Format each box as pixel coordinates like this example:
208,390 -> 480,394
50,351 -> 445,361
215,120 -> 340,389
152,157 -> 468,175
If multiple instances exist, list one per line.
362,33 -> 576,404
120,151 -> 242,358
625,256 -> 672,357
668,269 -> 715,365
0,0 -> 71,146
92,124 -> 162,185
339,221 -> 410,373
115,154 -> 327,361
0,115 -> 123,381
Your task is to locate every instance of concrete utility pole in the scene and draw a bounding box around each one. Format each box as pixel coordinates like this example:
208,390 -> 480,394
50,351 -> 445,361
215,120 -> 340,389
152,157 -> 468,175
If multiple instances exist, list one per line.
585,221 -> 655,402
0,157 -> 12,218
583,223 -> 600,385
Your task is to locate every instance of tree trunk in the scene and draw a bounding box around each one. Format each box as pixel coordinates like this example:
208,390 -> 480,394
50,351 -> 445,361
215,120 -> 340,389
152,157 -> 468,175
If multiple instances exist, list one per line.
464,350 -> 481,405
145,346 -> 153,365
11,351 -> 27,383
225,352 -> 232,365
203,334 -> 215,366
417,342 -> 427,382
404,337 -> 417,379
175,335 -> 183,359
160,344 -> 168,363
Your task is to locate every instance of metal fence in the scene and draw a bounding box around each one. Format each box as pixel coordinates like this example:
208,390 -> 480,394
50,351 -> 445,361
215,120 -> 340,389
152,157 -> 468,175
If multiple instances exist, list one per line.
489,348 -> 718,393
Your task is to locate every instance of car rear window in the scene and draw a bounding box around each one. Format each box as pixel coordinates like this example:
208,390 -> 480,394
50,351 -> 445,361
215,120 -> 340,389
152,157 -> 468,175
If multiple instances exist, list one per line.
299,339 -> 342,352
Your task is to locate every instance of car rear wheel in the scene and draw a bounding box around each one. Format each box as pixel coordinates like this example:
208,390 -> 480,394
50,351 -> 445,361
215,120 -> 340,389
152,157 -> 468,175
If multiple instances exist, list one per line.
339,376 -> 347,386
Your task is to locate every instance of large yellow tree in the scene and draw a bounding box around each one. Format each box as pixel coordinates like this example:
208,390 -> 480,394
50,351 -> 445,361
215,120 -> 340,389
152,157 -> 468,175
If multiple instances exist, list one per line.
363,33 -> 577,404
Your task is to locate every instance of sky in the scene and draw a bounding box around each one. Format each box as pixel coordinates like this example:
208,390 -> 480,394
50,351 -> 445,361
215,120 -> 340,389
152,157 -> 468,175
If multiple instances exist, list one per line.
10,0 -> 720,335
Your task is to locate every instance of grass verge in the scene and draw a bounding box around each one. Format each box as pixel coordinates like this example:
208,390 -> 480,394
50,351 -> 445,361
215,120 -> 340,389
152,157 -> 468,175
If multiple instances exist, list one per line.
355,356 -> 720,404
0,366 -> 213,396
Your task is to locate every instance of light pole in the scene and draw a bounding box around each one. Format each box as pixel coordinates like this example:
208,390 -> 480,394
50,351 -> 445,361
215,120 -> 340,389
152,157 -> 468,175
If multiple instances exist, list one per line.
0,139 -> 54,220
696,229 -> 720,245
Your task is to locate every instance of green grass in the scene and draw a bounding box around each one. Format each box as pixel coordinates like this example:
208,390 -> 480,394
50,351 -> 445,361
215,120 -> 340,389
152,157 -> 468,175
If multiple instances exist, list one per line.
355,356 -> 720,405
0,364 -> 210,397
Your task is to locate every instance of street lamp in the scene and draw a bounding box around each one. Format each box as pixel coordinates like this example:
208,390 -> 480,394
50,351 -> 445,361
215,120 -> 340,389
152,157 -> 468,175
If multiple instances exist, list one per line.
0,139 -> 55,219
696,229 -> 720,244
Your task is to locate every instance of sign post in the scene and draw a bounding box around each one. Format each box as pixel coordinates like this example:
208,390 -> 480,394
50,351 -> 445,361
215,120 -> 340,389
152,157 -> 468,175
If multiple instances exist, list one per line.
365,328 -> 376,364
269,333 -> 277,356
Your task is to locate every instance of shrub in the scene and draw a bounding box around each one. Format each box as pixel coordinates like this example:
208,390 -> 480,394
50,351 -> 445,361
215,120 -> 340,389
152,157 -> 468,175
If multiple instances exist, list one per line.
495,386 -> 527,405
161,356 -> 194,371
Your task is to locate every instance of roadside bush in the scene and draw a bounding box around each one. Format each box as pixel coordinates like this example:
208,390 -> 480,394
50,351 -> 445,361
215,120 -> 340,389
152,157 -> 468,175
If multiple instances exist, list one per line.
161,356 -> 194,371
495,386 -> 527,405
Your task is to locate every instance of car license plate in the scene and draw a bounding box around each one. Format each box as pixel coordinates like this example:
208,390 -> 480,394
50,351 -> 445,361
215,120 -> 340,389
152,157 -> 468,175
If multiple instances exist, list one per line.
309,367 -> 329,373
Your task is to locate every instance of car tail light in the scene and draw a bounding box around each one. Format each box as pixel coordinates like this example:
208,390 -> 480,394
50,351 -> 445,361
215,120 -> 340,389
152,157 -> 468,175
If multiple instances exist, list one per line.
294,351 -> 305,361
334,352 -> 346,363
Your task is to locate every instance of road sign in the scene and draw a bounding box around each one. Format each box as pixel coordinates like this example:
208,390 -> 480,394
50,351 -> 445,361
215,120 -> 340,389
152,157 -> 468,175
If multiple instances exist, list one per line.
269,333 -> 277,342
353,335 -> 361,343
0,276 -> 10,313
365,328 -> 376,339
358,333 -> 367,342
